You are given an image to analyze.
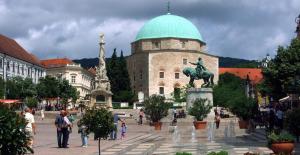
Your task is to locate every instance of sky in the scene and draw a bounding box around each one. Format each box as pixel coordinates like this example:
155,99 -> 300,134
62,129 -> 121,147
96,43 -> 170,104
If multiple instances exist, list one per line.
1,0 -> 300,60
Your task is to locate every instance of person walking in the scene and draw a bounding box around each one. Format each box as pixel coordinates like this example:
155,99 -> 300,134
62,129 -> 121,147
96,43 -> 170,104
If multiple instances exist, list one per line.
40,108 -> 45,120
24,107 -> 36,148
138,109 -> 144,125
215,112 -> 221,129
120,120 -> 127,140
55,110 -> 64,148
276,107 -> 283,129
78,121 -> 88,148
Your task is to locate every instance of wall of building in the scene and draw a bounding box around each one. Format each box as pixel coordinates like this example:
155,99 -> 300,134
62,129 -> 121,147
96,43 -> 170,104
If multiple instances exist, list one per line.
148,51 -> 218,98
126,53 -> 149,97
45,65 -> 94,99
0,53 -> 45,83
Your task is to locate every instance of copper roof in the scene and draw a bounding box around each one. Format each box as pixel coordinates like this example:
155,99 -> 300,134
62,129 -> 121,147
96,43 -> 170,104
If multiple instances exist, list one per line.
0,34 -> 43,67
219,68 -> 263,84
41,58 -> 74,68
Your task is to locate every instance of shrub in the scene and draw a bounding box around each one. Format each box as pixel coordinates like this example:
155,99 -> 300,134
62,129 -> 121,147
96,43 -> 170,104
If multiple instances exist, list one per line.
267,131 -> 295,146
188,98 -> 212,121
0,106 -> 33,154
144,95 -> 171,123
207,151 -> 228,155
175,152 -> 192,155
26,97 -> 38,108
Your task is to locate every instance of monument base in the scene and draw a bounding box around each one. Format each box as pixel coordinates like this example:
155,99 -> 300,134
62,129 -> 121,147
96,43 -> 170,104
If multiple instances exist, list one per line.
90,89 -> 113,109
186,88 -> 214,120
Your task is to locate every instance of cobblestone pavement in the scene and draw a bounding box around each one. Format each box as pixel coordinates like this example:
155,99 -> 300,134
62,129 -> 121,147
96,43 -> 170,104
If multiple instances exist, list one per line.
32,116 -> 300,155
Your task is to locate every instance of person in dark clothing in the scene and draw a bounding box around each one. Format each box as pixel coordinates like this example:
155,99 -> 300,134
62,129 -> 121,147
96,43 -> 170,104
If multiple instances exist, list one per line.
110,113 -> 120,140
55,110 -> 64,148
269,109 -> 275,131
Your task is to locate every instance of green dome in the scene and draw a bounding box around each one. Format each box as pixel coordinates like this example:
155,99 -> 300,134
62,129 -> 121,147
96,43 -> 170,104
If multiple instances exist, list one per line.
135,13 -> 204,42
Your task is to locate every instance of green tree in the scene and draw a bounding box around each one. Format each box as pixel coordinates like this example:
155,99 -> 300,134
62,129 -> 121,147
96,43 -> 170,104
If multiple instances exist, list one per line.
37,75 -> 59,100
107,49 -> 134,103
213,73 -> 245,107
107,48 -> 119,95
0,106 -> 33,154
144,95 -> 171,123
25,97 -> 38,108
6,77 -> 36,100
79,108 -> 114,155
262,38 -> 300,100
58,79 -> 79,109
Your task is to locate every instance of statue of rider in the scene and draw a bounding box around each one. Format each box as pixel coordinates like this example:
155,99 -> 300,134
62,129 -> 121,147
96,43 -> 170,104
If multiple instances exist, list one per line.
189,57 -> 207,78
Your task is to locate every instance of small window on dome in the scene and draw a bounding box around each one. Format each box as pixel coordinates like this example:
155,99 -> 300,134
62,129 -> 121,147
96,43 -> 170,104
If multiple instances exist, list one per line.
152,41 -> 160,49
181,40 -> 187,48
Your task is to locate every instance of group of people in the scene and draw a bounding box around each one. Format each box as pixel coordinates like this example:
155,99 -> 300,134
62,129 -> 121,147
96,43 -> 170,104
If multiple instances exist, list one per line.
110,113 -> 127,140
54,110 -> 73,148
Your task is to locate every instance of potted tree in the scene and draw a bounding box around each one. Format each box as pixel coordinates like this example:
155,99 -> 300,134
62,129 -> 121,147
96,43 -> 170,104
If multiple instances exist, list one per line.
267,131 -> 295,154
144,95 -> 171,130
80,108 -> 114,155
188,98 -> 212,129
229,96 -> 256,129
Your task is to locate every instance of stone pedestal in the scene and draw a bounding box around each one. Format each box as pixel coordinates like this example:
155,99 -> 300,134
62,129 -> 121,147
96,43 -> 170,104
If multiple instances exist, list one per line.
186,88 -> 214,121
186,88 -> 213,110
90,89 -> 112,109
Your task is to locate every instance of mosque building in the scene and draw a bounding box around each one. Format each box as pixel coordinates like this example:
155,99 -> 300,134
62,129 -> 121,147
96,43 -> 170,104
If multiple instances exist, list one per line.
127,12 -> 219,98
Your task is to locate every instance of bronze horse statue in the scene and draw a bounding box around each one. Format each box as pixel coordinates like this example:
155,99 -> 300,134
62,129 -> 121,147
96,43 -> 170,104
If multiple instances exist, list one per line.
182,67 -> 214,87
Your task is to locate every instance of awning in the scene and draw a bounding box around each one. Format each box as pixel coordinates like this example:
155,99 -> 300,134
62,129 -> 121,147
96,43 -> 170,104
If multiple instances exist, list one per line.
279,96 -> 290,102
0,99 -> 20,104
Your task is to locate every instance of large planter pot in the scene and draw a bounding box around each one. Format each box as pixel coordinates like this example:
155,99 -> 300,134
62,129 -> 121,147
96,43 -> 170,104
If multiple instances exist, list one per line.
271,142 -> 295,154
193,121 -> 207,129
153,122 -> 162,130
238,120 -> 249,129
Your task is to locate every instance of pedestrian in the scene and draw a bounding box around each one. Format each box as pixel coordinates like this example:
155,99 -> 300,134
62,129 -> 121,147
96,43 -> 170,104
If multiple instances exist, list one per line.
120,120 -> 127,140
24,107 -> 36,148
215,112 -> 220,129
78,120 -> 88,148
62,111 -> 72,148
275,107 -> 283,129
269,108 -> 275,131
138,109 -> 144,125
110,113 -> 120,140
55,110 -> 64,148
41,108 -> 45,120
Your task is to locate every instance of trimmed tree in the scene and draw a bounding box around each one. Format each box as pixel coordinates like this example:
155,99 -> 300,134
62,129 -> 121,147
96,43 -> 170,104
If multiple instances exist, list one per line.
79,108 -> 114,155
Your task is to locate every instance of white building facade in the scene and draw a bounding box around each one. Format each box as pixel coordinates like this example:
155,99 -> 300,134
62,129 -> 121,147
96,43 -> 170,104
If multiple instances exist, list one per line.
41,58 -> 95,100
0,34 -> 45,83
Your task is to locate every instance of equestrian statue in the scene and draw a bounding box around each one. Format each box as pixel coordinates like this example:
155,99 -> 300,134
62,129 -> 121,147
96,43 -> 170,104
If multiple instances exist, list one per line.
182,57 -> 214,88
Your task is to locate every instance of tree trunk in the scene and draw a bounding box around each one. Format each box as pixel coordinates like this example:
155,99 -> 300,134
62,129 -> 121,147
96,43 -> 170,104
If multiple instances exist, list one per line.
98,138 -> 101,155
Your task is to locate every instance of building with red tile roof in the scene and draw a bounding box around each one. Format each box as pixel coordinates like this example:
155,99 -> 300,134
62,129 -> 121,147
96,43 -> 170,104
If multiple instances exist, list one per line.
41,58 -> 95,99
0,34 -> 45,84
41,58 -> 74,68
219,68 -> 263,84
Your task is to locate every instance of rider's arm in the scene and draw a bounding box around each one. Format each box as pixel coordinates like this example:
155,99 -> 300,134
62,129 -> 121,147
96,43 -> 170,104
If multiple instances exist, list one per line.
189,62 -> 196,65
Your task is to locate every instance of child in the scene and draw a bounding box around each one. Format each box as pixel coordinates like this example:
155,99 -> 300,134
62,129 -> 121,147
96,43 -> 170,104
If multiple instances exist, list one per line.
120,120 -> 127,140
78,122 -> 88,148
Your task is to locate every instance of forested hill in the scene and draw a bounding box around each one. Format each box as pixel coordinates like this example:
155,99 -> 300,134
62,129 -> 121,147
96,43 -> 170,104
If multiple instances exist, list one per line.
73,56 -> 259,69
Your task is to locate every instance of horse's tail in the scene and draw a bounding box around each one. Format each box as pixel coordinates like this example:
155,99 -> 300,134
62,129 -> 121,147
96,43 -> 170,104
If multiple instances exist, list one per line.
210,73 -> 214,85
